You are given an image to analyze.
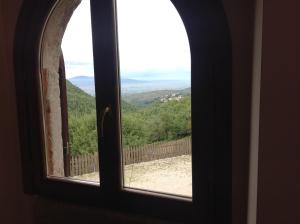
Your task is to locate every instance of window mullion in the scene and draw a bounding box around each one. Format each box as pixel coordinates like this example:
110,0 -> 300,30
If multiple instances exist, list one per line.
58,53 -> 71,177
90,0 -> 122,193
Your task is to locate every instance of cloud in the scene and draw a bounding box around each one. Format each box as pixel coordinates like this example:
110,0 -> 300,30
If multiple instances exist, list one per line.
65,61 -> 91,66
62,0 -> 191,80
65,62 -> 94,78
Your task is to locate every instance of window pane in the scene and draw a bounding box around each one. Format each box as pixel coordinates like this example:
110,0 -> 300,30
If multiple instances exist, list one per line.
117,0 -> 192,197
42,0 -> 100,184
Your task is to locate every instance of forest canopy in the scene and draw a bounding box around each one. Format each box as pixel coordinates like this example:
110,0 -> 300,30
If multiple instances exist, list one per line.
66,81 -> 191,156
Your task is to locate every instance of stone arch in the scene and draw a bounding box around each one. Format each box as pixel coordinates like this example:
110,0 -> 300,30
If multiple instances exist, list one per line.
41,0 -> 82,176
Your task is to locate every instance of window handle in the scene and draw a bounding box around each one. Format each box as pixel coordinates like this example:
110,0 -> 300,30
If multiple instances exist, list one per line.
100,106 -> 111,138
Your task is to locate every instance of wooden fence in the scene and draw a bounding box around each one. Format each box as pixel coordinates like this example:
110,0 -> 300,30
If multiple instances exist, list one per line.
70,137 -> 191,176
70,153 -> 99,176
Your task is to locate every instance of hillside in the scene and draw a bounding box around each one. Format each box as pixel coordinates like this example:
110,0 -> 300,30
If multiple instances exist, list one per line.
66,81 -> 191,156
67,80 -> 137,114
66,80 -> 96,116
122,96 -> 191,146
121,100 -> 137,112
122,88 -> 191,107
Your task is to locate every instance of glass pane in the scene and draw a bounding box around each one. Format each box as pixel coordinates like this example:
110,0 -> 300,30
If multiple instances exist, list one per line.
117,0 -> 192,197
41,0 -> 99,184
61,0 -> 99,183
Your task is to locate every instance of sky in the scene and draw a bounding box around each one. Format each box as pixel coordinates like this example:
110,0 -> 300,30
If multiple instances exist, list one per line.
61,0 -> 191,81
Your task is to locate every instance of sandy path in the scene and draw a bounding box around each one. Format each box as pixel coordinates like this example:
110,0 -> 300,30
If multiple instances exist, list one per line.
73,155 -> 192,197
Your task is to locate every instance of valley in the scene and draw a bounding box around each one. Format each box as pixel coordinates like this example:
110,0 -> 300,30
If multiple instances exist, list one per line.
66,78 -> 191,156
68,75 -> 190,96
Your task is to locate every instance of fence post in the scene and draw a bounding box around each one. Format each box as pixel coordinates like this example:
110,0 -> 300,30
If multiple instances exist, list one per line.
70,137 -> 192,176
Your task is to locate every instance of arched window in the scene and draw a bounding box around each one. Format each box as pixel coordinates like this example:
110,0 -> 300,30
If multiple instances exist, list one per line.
14,0 -> 231,222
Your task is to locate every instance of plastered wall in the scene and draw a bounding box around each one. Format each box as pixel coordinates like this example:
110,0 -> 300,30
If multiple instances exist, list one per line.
0,0 -> 35,223
257,1 -> 300,224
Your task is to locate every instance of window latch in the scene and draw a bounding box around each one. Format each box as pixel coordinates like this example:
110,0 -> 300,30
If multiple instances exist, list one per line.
100,106 -> 111,138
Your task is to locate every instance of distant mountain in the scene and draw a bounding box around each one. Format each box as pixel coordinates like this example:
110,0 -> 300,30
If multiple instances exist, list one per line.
121,78 -> 149,84
68,76 -> 96,95
66,80 -> 137,115
68,76 -> 190,95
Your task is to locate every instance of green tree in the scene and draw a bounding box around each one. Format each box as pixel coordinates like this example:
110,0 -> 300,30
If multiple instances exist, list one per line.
66,80 -> 191,155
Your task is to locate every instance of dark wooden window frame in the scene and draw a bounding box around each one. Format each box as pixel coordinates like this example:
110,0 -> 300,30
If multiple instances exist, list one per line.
14,0 -> 232,223
58,53 -> 71,177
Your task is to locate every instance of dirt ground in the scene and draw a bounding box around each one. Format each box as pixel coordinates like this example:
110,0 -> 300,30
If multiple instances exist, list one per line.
73,155 -> 192,197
